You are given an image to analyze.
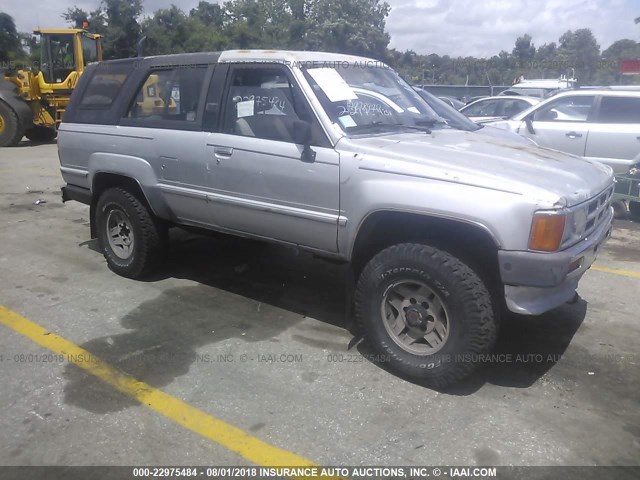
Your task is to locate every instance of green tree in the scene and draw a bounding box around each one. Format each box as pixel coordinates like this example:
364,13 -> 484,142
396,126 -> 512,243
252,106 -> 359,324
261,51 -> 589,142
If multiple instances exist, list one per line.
102,0 -> 143,58
304,0 -> 390,58
599,39 -> 640,85
512,33 -> 535,67
64,0 -> 142,59
557,28 -> 600,82
0,12 -> 21,64
142,6 -> 192,55
602,38 -> 639,59
189,1 -> 225,30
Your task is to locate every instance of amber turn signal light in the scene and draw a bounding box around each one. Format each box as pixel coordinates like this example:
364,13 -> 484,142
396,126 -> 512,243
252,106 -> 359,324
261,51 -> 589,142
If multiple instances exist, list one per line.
529,212 -> 566,252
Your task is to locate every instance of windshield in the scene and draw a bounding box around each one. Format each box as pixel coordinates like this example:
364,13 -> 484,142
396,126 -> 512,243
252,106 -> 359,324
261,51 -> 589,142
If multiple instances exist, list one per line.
302,64 -> 453,136
40,33 -> 76,84
413,88 -> 481,131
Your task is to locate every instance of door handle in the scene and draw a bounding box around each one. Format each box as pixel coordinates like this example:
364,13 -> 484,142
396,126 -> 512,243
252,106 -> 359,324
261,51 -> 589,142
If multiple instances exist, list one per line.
213,147 -> 233,163
565,131 -> 582,139
213,146 -> 233,156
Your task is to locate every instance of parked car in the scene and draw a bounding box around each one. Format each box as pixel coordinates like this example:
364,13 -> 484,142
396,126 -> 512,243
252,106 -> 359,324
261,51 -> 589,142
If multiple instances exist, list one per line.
487,89 -> 640,174
58,50 -> 614,387
437,95 -> 465,110
499,77 -> 576,99
460,96 -> 541,123
462,95 -> 488,105
498,87 -> 566,98
413,87 -> 532,143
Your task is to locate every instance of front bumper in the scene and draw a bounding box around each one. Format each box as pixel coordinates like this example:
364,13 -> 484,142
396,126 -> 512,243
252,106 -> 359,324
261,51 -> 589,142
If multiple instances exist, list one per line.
498,206 -> 613,315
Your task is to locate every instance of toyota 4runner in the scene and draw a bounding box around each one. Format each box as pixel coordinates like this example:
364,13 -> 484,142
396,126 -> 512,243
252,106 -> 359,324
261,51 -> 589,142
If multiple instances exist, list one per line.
58,51 -> 615,387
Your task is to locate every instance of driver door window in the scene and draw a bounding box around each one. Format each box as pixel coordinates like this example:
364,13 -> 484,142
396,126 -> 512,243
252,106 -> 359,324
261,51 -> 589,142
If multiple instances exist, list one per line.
533,96 -> 595,122
221,66 -> 325,146
523,95 -> 594,157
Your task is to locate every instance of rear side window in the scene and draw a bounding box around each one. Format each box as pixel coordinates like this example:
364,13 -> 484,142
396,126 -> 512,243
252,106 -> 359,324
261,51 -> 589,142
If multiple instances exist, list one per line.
597,96 -> 640,124
79,63 -> 130,109
463,100 -> 500,117
124,66 -> 207,126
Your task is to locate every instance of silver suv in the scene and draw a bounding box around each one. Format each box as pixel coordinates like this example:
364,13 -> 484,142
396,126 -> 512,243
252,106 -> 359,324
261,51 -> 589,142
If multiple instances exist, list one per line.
58,51 -> 614,387
487,89 -> 640,174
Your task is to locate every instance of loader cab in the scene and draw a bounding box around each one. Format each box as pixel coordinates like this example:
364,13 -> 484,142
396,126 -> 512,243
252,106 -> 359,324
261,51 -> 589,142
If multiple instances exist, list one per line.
36,29 -> 102,89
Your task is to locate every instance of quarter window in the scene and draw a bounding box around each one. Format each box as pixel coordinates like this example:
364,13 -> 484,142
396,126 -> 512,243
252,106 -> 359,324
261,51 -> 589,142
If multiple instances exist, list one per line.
597,96 -> 640,124
124,67 -> 207,124
79,62 -> 130,109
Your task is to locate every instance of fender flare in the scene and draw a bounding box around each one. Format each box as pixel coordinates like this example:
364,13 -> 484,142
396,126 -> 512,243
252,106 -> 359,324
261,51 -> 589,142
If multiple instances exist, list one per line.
88,152 -> 174,220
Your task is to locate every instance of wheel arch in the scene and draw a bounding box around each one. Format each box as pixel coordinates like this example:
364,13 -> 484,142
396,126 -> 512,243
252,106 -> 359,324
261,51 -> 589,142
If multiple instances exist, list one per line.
350,210 -> 502,287
90,172 -> 171,238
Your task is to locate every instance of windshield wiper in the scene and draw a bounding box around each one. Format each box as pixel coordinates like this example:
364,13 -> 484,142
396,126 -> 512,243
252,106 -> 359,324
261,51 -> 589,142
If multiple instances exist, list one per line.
415,118 -> 448,128
349,121 -> 432,134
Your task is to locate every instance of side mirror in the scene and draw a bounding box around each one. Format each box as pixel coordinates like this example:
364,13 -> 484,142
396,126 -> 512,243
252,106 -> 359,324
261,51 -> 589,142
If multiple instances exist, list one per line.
524,115 -> 536,135
292,120 -> 316,162
136,36 -> 147,57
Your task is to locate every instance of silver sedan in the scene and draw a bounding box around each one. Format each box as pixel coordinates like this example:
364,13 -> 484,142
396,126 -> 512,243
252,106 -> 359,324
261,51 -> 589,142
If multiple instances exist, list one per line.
460,95 -> 541,124
486,89 -> 640,174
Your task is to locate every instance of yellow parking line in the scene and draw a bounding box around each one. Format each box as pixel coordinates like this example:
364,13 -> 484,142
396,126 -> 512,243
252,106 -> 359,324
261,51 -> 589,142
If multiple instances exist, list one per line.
591,265 -> 640,279
0,304 -> 331,476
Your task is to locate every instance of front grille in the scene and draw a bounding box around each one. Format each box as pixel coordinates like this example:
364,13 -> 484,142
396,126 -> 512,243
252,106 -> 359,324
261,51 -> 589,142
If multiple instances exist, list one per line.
560,184 -> 614,250
583,185 -> 614,237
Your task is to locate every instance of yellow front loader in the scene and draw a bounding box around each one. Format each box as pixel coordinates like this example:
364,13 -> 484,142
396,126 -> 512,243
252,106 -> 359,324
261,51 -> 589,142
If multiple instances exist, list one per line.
0,28 -> 102,147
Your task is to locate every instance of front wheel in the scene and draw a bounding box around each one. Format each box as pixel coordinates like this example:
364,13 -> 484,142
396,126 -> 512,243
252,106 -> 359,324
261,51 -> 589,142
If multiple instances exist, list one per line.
96,188 -> 168,279
354,243 -> 497,388
25,126 -> 57,143
0,100 -> 25,147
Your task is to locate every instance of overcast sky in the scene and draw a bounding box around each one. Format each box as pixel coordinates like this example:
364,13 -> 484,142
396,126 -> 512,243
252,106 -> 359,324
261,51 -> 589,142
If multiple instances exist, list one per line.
4,0 -> 639,57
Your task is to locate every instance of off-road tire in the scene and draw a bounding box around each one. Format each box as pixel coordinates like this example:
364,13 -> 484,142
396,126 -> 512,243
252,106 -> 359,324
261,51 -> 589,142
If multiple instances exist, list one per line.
25,126 -> 57,143
0,101 -> 25,147
629,201 -> 640,222
354,243 -> 497,388
96,187 -> 168,279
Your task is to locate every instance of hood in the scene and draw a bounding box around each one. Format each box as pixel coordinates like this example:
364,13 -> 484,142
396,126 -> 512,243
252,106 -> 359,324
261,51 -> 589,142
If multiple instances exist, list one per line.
474,125 -> 531,144
339,129 -> 613,207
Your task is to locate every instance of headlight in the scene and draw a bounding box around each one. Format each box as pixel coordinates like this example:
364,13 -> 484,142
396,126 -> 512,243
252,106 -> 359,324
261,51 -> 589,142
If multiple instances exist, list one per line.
568,208 -> 587,242
529,211 -> 566,252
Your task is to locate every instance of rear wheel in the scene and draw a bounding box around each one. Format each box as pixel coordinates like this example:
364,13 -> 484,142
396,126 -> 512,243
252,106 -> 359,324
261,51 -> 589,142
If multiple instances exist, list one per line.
25,126 -> 57,143
96,187 -> 168,279
355,243 -> 497,388
629,201 -> 640,222
0,101 -> 25,147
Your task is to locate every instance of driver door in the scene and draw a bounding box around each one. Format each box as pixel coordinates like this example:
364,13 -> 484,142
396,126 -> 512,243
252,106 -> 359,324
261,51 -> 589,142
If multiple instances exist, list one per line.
201,64 -> 341,252
517,95 -> 595,157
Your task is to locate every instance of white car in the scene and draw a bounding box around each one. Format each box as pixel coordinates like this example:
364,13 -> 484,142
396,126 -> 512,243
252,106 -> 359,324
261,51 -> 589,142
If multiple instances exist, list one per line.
486,89 -> 640,174
460,96 -> 540,123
